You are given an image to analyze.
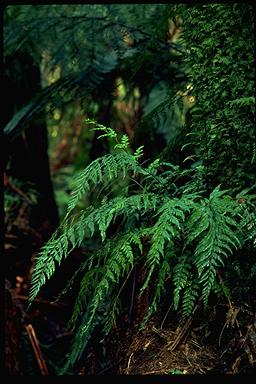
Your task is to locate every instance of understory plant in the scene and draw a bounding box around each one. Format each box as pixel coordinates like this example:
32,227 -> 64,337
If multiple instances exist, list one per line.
29,120 -> 256,373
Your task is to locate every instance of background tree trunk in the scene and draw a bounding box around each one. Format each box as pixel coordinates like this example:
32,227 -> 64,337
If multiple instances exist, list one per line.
4,51 -> 59,374
4,51 -> 59,284
4,51 -> 59,235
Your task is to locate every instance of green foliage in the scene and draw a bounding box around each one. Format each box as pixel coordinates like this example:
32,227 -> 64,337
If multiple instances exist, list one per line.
29,121 -> 255,372
52,165 -> 80,219
5,3 -> 255,375
186,187 -> 241,305
3,67 -> 108,141
177,3 -> 255,191
168,368 -> 184,375
61,230 -> 142,372
4,4 -> 184,146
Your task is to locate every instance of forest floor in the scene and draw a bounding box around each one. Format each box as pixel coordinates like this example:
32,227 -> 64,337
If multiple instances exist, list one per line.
5,261 -> 256,376
118,323 -> 219,375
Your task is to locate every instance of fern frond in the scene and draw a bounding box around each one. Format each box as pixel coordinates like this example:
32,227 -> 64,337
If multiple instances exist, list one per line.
142,249 -> 173,326
188,187 -> 241,306
181,279 -> 200,317
212,278 -> 231,301
29,232 -> 69,304
4,69 -> 107,141
230,96 -> 255,107
94,192 -> 158,242
29,192 -> 159,305
103,297 -> 122,335
53,256 -> 91,303
239,199 -> 256,246
72,192 -> 159,244
134,145 -> 144,160
66,151 -> 141,215
63,230 -> 142,371
141,196 -> 192,295
68,267 -> 104,330
114,135 -> 130,149
173,252 -> 192,311
86,119 -> 118,140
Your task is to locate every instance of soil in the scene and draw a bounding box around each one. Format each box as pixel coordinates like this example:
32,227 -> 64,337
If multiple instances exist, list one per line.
118,325 -> 219,375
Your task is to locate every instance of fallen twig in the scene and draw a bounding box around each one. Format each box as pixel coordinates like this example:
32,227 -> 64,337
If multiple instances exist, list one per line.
25,324 -> 49,375
125,352 -> 134,374
168,298 -> 202,352
4,173 -> 32,204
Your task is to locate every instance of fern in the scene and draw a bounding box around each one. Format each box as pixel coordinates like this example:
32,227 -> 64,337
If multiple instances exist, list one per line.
142,250 -> 173,326
140,196 -> 191,294
237,192 -> 256,246
4,69 -> 107,140
29,192 -> 159,304
186,186 -> 241,306
229,96 -> 255,107
68,231 -> 142,329
61,230 -> 142,372
67,151 -> 139,214
173,252 -> 192,311
28,121 -> 253,373
103,296 -> 122,335
181,279 -> 200,317
212,278 -> 231,302
29,231 -> 69,303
